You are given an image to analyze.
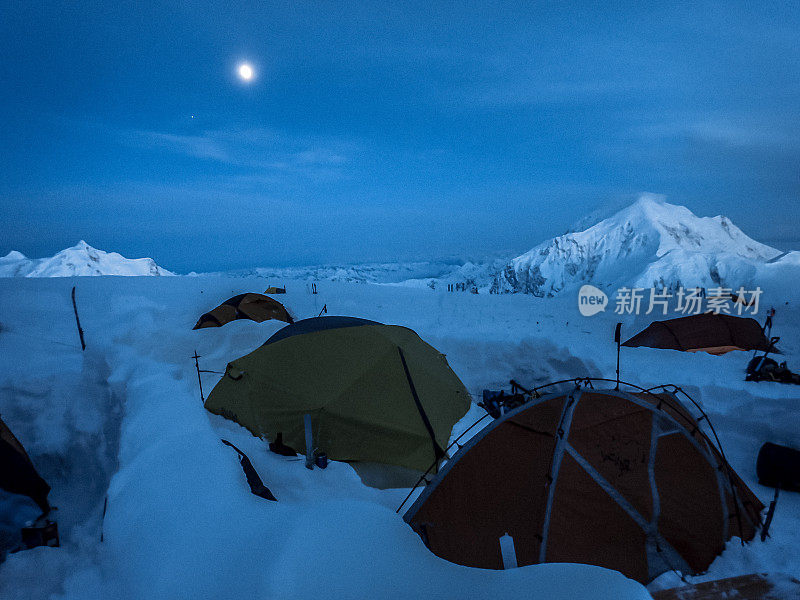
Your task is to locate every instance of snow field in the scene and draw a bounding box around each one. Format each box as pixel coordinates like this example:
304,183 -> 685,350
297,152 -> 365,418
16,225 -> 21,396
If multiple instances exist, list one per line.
0,274 -> 798,599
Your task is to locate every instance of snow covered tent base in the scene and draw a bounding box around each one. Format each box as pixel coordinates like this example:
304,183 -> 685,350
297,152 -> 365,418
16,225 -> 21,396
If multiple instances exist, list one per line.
349,461 -> 424,489
403,383 -> 763,584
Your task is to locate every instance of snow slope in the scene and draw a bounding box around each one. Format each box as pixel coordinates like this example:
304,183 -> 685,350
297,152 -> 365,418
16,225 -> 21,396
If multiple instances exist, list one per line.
0,242 -> 173,277
493,195 -> 785,296
0,274 -> 798,599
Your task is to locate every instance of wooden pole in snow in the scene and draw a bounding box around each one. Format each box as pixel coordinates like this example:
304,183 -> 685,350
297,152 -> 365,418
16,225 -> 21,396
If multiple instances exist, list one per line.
193,351 -> 205,403
614,322 -> 622,390
71,286 -> 86,351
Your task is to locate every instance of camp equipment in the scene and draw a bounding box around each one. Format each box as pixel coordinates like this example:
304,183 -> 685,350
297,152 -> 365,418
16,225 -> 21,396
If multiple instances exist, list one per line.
264,286 -> 286,294
315,453 -> 328,469
479,390 -> 525,419
403,383 -> 762,584
193,293 -> 293,329
745,334 -> 799,384
21,515 -> 59,549
623,313 -> 774,355
756,442 -> 800,540
746,355 -> 800,384
205,316 -> 470,473
756,442 -> 800,492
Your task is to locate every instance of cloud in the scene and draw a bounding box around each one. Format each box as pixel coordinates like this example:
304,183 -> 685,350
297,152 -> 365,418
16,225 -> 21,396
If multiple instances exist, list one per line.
633,117 -> 799,150
451,75 -> 645,109
135,131 -> 231,162
121,127 -> 357,180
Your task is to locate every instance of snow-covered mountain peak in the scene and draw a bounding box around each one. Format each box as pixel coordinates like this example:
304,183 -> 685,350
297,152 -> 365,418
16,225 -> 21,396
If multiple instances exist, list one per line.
601,195 -> 779,260
494,196 -> 783,296
0,250 -> 26,262
0,242 -> 174,277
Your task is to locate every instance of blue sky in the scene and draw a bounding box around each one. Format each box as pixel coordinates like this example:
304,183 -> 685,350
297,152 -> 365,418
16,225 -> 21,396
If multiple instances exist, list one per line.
2,2 -> 799,272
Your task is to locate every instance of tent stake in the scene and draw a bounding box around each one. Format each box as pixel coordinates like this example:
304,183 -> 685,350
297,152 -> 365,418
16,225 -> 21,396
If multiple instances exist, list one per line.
193,351 -> 205,403
499,532 -> 518,569
71,286 -> 86,351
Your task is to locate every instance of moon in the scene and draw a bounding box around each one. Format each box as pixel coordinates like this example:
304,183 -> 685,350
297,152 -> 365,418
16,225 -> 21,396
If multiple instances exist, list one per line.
237,63 -> 254,82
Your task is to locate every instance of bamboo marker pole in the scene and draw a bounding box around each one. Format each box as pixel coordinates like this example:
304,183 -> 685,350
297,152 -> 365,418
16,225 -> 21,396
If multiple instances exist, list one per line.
193,351 -> 205,403
71,286 -> 86,351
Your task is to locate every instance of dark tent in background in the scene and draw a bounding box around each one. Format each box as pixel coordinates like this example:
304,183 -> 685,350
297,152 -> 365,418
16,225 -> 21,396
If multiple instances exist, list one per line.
404,388 -> 762,584
0,416 -> 50,514
622,313 -> 773,355
264,286 -> 286,294
193,294 -> 293,330
204,316 -> 470,476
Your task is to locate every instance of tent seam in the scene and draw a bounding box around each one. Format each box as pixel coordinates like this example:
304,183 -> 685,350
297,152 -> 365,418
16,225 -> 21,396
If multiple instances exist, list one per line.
538,388 -> 582,563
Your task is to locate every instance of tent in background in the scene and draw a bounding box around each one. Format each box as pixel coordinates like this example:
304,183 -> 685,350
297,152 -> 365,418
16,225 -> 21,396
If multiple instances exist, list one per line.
204,316 -> 471,474
622,313 -> 774,355
1,414 -> 57,559
264,286 -> 286,294
0,416 -> 50,514
404,387 -> 762,584
193,293 -> 293,329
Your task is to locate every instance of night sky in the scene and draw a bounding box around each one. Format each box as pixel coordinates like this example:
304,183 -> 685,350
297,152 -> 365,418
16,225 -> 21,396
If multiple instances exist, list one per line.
2,2 -> 799,272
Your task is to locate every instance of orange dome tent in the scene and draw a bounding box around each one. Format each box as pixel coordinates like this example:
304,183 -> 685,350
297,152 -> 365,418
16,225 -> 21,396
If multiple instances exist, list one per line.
404,386 -> 762,584
193,293 -> 293,329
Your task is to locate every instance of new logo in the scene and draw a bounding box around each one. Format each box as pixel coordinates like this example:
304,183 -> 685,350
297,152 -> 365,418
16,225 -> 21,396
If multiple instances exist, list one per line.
578,284 -> 608,317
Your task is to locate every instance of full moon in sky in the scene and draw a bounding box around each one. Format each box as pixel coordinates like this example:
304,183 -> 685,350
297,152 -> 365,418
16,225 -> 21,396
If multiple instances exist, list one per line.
237,63 -> 254,81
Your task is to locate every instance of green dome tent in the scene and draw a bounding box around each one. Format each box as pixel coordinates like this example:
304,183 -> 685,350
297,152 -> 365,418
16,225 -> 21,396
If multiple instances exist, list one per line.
204,317 -> 471,473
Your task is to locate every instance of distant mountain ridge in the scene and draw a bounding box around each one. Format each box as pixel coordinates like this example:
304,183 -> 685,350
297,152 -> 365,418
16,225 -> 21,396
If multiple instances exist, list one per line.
0,241 -> 174,277
4,198 -> 795,294
489,195 -> 787,296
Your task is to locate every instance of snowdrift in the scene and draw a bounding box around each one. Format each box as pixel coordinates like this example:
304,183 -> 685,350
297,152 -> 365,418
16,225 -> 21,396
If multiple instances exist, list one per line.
0,261 -> 798,599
